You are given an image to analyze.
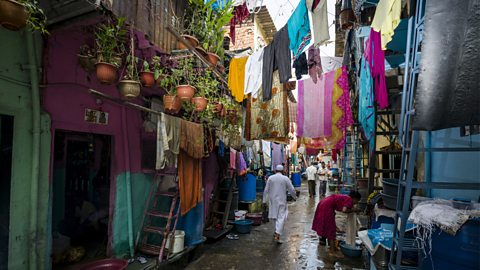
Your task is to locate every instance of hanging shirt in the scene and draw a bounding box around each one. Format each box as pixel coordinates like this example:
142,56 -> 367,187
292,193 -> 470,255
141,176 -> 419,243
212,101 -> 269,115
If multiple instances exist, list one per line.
262,26 -> 292,101
364,29 -> 389,109
359,56 -> 375,141
228,56 -> 249,102
370,0 -> 402,50
307,46 -> 323,83
287,0 -> 312,59
293,52 -> 308,80
244,48 -> 264,97
307,0 -> 330,46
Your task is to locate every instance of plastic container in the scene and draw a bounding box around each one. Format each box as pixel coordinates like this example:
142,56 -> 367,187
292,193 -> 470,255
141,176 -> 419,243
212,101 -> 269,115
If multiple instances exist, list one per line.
292,173 -> 301,187
238,174 -> 256,202
381,192 -> 397,210
246,213 -> 262,226
381,178 -> 399,196
234,210 -> 247,221
256,177 -> 265,193
165,230 -> 185,254
77,259 -> 128,270
176,201 -> 204,247
339,241 -> 362,257
235,219 -> 253,234
423,218 -> 480,270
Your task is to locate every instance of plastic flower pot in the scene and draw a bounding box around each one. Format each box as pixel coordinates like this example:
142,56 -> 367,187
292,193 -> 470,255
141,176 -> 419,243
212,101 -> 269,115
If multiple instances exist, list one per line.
140,71 -> 155,87
192,97 -> 208,111
0,0 -> 27,31
95,62 -> 118,84
176,85 -> 196,101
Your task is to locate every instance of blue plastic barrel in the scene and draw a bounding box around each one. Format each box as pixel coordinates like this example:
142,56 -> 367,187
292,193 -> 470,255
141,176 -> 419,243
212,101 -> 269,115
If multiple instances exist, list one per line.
238,174 -> 256,202
176,201 -> 205,247
292,173 -> 301,187
423,218 -> 480,270
256,177 -> 264,193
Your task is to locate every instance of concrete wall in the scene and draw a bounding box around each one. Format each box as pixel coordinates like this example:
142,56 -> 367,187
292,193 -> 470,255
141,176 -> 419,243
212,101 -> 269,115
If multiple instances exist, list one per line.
429,128 -> 480,201
0,28 -> 51,269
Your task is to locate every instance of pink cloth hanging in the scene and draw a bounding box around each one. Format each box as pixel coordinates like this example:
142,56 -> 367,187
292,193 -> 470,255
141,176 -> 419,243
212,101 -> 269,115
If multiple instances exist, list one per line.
297,71 -> 335,138
229,148 -> 237,169
336,66 -> 354,130
364,29 -> 389,109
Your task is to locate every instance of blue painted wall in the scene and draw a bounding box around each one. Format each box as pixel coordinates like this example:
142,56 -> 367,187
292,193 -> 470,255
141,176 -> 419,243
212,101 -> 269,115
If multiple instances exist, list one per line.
430,128 -> 480,201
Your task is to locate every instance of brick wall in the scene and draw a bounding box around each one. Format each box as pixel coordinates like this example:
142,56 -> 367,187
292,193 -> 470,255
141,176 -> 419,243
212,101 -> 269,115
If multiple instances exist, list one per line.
224,21 -> 255,50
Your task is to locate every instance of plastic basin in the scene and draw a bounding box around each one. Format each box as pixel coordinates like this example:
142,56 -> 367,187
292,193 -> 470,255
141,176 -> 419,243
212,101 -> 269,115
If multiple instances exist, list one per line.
339,241 -> 362,258
234,219 -> 253,234
246,213 -> 262,226
76,259 -> 128,270
381,192 -> 397,210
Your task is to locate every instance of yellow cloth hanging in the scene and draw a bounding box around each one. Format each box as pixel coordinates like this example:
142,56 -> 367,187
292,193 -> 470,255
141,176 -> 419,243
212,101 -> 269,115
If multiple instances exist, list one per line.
228,56 -> 249,102
371,0 -> 402,50
328,68 -> 344,149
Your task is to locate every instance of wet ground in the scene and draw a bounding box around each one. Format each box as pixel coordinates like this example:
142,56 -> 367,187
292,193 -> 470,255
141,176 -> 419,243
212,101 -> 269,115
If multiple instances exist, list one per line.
181,185 -> 366,270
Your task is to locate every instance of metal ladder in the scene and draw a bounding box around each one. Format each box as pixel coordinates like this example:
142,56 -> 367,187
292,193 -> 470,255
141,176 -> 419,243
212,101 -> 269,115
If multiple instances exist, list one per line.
136,172 -> 180,263
389,0 -> 480,269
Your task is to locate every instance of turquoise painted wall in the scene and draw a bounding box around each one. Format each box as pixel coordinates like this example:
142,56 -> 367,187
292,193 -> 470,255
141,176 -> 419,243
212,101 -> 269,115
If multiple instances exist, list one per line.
112,172 -> 153,256
430,128 -> 480,201
0,28 -> 51,269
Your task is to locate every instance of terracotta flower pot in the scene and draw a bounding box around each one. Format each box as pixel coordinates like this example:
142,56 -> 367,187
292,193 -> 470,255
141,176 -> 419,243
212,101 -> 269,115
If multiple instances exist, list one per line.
227,109 -> 238,124
139,71 -> 155,87
178,34 -> 199,50
118,80 -> 141,99
192,97 -> 208,112
163,95 -> 181,114
195,47 -> 208,58
220,107 -> 226,117
176,85 -> 196,101
0,0 -> 27,31
95,62 -> 118,84
207,52 -> 220,66
213,102 -> 223,113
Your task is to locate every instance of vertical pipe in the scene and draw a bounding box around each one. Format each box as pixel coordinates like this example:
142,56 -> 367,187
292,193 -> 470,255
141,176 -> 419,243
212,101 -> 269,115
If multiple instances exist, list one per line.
26,31 -> 41,270
425,131 -> 432,197
121,107 -> 134,257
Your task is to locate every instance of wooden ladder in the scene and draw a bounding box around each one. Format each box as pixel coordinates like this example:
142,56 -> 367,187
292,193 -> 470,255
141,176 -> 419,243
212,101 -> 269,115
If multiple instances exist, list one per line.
211,175 -> 235,228
136,172 -> 180,263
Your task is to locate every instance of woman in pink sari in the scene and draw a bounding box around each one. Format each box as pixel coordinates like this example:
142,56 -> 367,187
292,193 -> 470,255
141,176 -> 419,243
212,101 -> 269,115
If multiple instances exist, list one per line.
312,191 -> 361,257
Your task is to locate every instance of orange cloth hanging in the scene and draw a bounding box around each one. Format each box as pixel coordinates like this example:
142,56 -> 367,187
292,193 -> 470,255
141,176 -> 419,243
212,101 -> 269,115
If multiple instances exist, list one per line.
178,150 -> 203,216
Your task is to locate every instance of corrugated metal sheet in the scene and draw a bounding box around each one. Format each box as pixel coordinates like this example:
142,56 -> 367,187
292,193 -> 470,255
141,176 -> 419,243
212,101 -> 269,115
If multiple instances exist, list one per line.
255,6 -> 276,43
110,0 -> 186,52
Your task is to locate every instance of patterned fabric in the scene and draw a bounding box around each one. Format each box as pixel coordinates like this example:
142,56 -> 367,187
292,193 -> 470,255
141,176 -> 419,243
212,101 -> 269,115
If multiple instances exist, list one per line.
335,66 -> 354,149
288,101 -> 298,123
246,71 -> 289,141
180,119 -> 204,159
359,56 -> 375,140
308,46 -> 323,83
329,69 -> 344,149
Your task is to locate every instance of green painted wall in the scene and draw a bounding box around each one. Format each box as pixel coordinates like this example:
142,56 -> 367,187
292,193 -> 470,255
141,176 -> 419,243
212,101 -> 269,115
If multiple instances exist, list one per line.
0,28 -> 51,269
112,172 -> 153,256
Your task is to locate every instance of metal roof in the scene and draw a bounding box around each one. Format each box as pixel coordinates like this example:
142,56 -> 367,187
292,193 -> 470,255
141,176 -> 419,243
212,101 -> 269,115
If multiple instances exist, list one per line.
254,6 -> 276,43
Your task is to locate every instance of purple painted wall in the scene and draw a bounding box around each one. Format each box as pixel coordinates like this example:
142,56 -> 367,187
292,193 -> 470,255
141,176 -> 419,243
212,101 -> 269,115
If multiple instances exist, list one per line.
42,18 -> 167,256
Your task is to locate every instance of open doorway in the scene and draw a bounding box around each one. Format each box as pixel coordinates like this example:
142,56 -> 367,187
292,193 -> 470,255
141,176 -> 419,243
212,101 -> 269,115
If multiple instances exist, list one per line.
52,131 -> 112,267
0,115 -> 13,270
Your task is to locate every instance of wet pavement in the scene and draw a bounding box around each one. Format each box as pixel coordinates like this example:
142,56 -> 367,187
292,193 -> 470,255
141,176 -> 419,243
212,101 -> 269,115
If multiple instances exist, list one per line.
183,185 -> 366,270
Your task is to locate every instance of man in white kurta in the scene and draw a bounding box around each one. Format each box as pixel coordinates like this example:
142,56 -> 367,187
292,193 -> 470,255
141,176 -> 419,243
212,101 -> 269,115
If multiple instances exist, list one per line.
263,165 -> 297,243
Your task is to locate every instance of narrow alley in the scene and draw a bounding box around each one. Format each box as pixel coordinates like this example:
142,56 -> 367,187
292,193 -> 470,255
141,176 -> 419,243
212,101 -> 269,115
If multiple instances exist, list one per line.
184,185 -> 364,270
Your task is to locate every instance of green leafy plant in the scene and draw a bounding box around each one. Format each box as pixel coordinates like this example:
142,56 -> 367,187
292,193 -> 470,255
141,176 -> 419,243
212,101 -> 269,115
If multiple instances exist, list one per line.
142,60 -> 151,72
194,70 -> 218,98
16,0 -> 48,34
152,56 -> 166,80
202,1 -> 234,58
94,17 -> 127,67
123,55 -> 139,81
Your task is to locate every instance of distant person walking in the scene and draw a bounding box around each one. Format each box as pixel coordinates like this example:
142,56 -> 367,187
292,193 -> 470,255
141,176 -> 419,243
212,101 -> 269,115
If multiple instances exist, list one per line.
263,165 -> 297,243
317,162 -> 328,197
306,162 -> 318,197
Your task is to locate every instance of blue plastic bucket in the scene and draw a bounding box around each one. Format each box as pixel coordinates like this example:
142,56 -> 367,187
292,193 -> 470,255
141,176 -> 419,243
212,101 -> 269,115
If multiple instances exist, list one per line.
292,173 -> 301,187
256,177 -> 264,193
176,202 -> 205,247
238,174 -> 256,202
235,219 -> 253,234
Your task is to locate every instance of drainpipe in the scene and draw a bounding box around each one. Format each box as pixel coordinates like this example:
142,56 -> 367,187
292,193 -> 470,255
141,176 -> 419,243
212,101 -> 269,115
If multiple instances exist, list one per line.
121,107 -> 134,257
425,131 -> 432,197
26,31 -> 41,269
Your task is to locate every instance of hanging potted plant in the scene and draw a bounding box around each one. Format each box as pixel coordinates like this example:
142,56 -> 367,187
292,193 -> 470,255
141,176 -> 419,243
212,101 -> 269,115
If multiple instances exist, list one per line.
192,70 -> 217,112
118,54 -> 141,99
173,57 -> 196,101
94,17 -> 127,84
139,60 -> 155,87
152,56 -> 166,87
159,73 -> 181,114
0,0 -> 47,33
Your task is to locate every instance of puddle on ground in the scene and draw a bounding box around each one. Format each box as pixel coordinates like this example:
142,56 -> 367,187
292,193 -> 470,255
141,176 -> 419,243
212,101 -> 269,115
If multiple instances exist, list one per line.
296,233 -> 324,270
